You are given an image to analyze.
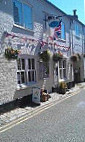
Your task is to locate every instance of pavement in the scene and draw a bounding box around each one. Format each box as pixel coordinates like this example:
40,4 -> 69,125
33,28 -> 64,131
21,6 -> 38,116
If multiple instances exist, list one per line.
0,82 -> 85,128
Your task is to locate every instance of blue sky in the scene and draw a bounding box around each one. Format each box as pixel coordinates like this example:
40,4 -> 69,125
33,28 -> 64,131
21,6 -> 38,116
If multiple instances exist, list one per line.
48,0 -> 85,24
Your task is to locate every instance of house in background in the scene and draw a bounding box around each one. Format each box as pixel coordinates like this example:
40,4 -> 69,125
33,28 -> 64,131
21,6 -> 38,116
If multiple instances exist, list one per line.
68,10 -> 85,83
0,0 -> 85,106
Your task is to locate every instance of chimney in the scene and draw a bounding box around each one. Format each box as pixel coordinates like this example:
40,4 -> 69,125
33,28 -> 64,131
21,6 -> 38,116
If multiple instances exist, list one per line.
73,9 -> 78,19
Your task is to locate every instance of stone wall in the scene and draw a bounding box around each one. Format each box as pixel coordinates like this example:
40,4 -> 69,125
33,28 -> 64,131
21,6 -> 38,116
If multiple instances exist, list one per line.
0,57 -> 17,105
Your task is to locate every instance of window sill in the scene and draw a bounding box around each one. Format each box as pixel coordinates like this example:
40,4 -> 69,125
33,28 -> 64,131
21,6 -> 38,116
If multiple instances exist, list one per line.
13,24 -> 34,33
17,82 -> 37,90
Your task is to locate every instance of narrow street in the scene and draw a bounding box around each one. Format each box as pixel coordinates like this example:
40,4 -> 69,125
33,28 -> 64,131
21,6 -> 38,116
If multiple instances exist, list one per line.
0,89 -> 85,142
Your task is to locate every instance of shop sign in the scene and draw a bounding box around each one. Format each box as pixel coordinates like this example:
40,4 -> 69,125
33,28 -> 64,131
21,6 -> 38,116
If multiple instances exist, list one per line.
32,87 -> 40,104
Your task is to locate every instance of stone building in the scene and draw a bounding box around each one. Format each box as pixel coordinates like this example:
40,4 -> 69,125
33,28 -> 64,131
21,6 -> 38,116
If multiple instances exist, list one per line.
0,0 -> 85,105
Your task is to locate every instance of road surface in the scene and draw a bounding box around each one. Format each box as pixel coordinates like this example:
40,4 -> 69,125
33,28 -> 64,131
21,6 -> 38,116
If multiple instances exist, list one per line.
0,89 -> 85,142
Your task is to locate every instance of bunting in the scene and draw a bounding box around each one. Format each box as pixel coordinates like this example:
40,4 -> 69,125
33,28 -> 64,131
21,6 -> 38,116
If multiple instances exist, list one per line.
4,32 -> 70,52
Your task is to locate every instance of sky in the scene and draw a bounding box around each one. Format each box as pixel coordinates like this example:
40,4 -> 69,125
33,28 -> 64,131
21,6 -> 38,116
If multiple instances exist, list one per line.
48,0 -> 85,25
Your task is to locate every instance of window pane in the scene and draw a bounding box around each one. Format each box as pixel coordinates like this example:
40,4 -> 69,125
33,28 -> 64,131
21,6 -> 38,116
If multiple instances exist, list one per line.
21,59 -> 25,70
32,59 -> 35,69
63,69 -> 66,78
13,0 -> 22,26
32,71 -> 34,81
17,59 -> 21,70
59,60 -> 62,68
61,23 -> 65,39
75,24 -> 80,36
63,60 -> 66,68
28,71 -> 31,82
21,72 -> 25,83
23,4 -> 33,29
17,72 -> 20,84
60,69 -> 62,79
28,59 -> 31,69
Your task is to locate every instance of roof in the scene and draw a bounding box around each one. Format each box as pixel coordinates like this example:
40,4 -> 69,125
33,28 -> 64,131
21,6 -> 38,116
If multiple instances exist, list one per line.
45,0 -> 85,27
68,15 -> 85,27
45,0 -> 67,16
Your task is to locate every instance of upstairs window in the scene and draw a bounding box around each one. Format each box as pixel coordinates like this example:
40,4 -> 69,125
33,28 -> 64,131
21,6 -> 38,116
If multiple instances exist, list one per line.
75,23 -> 80,36
13,0 -> 33,30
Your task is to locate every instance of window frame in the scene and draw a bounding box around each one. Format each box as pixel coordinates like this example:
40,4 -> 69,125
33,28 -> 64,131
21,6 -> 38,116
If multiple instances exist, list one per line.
75,22 -> 80,37
59,59 -> 67,79
17,57 -> 36,86
13,0 -> 33,30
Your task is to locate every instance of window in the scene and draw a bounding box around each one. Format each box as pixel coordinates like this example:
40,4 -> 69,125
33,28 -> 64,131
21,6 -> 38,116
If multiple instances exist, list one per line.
59,60 -> 66,79
75,23 -> 80,36
17,58 -> 26,84
13,0 -> 33,30
17,58 -> 36,85
27,59 -> 36,82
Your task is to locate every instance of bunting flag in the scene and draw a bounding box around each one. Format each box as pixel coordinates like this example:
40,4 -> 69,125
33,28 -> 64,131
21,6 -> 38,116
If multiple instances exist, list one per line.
4,32 -> 70,52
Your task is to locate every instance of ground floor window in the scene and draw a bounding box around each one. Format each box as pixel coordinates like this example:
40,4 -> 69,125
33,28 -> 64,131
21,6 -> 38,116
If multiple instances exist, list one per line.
59,59 -> 67,79
17,57 -> 36,85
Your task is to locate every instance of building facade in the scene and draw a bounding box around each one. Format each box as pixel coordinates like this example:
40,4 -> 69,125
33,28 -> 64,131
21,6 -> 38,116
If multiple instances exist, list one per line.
0,0 -> 85,105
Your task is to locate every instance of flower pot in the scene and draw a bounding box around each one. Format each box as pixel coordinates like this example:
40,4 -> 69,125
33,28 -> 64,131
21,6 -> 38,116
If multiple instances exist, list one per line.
41,95 -> 48,102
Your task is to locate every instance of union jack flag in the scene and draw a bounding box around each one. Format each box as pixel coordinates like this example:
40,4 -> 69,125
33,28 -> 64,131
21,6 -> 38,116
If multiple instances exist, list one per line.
53,20 -> 61,40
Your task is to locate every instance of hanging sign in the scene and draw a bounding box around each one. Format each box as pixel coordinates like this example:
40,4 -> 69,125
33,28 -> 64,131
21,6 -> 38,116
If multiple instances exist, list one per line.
49,21 -> 60,28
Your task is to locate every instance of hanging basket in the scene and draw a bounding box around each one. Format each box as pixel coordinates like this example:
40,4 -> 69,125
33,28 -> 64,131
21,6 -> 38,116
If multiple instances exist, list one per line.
70,54 -> 81,62
5,47 -> 19,60
39,50 -> 50,62
53,52 -> 63,62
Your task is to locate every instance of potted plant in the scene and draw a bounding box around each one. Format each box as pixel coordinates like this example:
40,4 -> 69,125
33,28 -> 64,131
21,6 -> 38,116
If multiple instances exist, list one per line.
5,47 -> 20,60
53,51 -> 63,62
59,81 -> 67,94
